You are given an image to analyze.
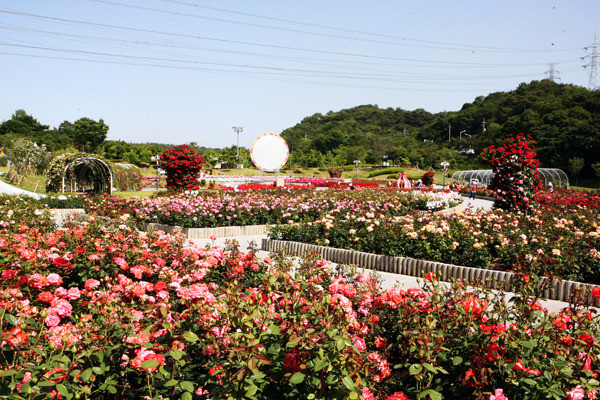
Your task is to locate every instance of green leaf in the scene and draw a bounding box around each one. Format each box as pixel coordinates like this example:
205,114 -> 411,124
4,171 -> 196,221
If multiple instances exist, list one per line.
452,356 -> 463,366
289,372 -> 305,384
266,325 -> 281,335
349,391 -> 359,399
180,381 -> 195,392
55,384 -> 69,397
183,331 -> 199,342
245,385 -> 258,397
267,343 -> 281,355
422,363 -> 437,373
141,342 -> 154,349
0,370 -> 17,377
523,378 -> 537,386
313,358 -> 327,372
4,314 -> 18,327
92,367 -> 104,375
409,364 -> 423,375
140,359 -> 159,370
164,379 -> 178,387
81,369 -> 93,382
170,349 -> 183,361
160,306 -> 168,317
341,375 -> 356,390
107,385 -> 117,394
181,392 -> 192,400
418,389 -> 442,400
589,379 -> 600,386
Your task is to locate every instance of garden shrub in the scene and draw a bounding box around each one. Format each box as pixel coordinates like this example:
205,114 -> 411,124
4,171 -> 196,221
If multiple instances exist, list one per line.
159,144 -> 204,191
113,164 -> 143,191
481,133 -> 541,211
421,171 -> 435,186
328,167 -> 343,178
1,210 -> 600,400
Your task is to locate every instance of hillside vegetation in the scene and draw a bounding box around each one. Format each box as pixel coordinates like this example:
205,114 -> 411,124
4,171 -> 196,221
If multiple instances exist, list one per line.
282,80 -> 600,179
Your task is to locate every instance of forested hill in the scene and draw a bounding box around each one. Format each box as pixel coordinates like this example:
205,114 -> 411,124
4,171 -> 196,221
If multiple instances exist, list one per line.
281,80 -> 600,177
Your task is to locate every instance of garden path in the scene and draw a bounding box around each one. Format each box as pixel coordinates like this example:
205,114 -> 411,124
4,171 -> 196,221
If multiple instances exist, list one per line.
0,178 -> 45,198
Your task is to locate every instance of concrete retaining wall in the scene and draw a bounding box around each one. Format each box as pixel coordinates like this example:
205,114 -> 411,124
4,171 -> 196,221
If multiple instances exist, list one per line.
140,223 -> 270,239
49,208 -> 86,226
261,238 -> 600,306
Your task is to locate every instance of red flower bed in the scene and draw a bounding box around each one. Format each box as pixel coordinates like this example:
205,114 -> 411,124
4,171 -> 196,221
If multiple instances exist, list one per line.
535,189 -> 600,209
236,183 -> 315,191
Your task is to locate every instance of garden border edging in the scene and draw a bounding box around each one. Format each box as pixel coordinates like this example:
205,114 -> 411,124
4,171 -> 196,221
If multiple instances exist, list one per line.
261,238 -> 600,306
139,223 -> 270,239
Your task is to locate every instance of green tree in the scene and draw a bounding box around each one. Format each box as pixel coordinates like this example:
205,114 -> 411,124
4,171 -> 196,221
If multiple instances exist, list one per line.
70,118 -> 109,153
6,138 -> 51,175
0,109 -> 49,137
568,157 -> 585,186
592,162 -> 600,188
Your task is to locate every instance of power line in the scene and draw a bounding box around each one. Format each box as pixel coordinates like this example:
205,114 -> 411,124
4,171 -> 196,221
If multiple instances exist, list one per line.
0,41 -> 553,84
1,8 -> 569,68
149,0 -> 580,53
5,23 -> 579,75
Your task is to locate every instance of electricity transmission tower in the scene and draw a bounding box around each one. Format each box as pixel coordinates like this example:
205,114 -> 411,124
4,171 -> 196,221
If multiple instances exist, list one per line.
582,33 -> 599,90
545,63 -> 560,82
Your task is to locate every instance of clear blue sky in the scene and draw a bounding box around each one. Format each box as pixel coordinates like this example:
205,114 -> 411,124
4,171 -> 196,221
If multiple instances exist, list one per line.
1,0 -> 598,149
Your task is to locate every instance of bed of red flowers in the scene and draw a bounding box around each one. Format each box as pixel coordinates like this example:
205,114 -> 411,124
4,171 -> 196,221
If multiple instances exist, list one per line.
1,198 -> 600,399
535,190 -> 600,210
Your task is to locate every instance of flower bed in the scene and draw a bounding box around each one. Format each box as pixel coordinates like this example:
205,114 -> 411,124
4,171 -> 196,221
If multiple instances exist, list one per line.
270,191 -> 600,285
1,210 -> 599,399
83,190 -> 460,229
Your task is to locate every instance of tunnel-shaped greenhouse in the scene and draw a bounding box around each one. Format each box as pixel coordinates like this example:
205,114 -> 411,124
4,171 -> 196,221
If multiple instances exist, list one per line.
62,157 -> 113,195
451,168 -> 569,189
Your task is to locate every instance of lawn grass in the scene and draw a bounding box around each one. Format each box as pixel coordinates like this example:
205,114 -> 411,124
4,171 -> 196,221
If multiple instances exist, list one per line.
0,172 -> 47,194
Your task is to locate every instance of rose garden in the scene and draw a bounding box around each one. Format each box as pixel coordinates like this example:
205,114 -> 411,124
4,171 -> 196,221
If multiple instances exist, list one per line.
2,138 -> 600,400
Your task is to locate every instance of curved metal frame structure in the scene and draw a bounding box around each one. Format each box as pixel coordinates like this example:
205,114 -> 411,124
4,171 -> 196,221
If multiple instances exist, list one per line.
451,168 -> 569,188
62,157 -> 113,195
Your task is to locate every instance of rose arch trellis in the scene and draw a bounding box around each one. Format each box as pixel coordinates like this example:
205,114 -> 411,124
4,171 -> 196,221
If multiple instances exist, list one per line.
62,157 -> 113,195
451,168 -> 569,189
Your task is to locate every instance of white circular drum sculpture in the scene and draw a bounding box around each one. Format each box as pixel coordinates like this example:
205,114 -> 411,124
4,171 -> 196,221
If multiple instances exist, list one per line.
250,133 -> 289,172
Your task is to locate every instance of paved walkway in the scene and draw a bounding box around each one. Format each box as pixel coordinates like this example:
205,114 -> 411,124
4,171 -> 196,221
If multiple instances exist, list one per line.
0,178 -> 45,199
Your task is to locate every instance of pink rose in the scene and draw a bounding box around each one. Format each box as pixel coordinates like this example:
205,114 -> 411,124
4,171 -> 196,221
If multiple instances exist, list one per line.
44,314 -> 61,328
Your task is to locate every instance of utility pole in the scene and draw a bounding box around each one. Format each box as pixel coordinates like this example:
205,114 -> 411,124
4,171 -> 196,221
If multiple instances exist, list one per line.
448,124 -> 451,143
232,126 -> 243,168
583,33 -> 599,90
481,118 -> 487,133
545,63 -> 560,82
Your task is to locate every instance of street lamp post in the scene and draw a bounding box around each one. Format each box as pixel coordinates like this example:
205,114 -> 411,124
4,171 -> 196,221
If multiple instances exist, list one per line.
440,161 -> 449,190
232,126 -> 243,168
354,160 -> 361,178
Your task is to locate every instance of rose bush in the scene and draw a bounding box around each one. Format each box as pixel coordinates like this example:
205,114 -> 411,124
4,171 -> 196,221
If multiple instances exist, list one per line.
1,203 -> 599,399
270,190 -> 600,284
159,145 -> 204,191
481,134 -> 541,212
83,190 -> 459,229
